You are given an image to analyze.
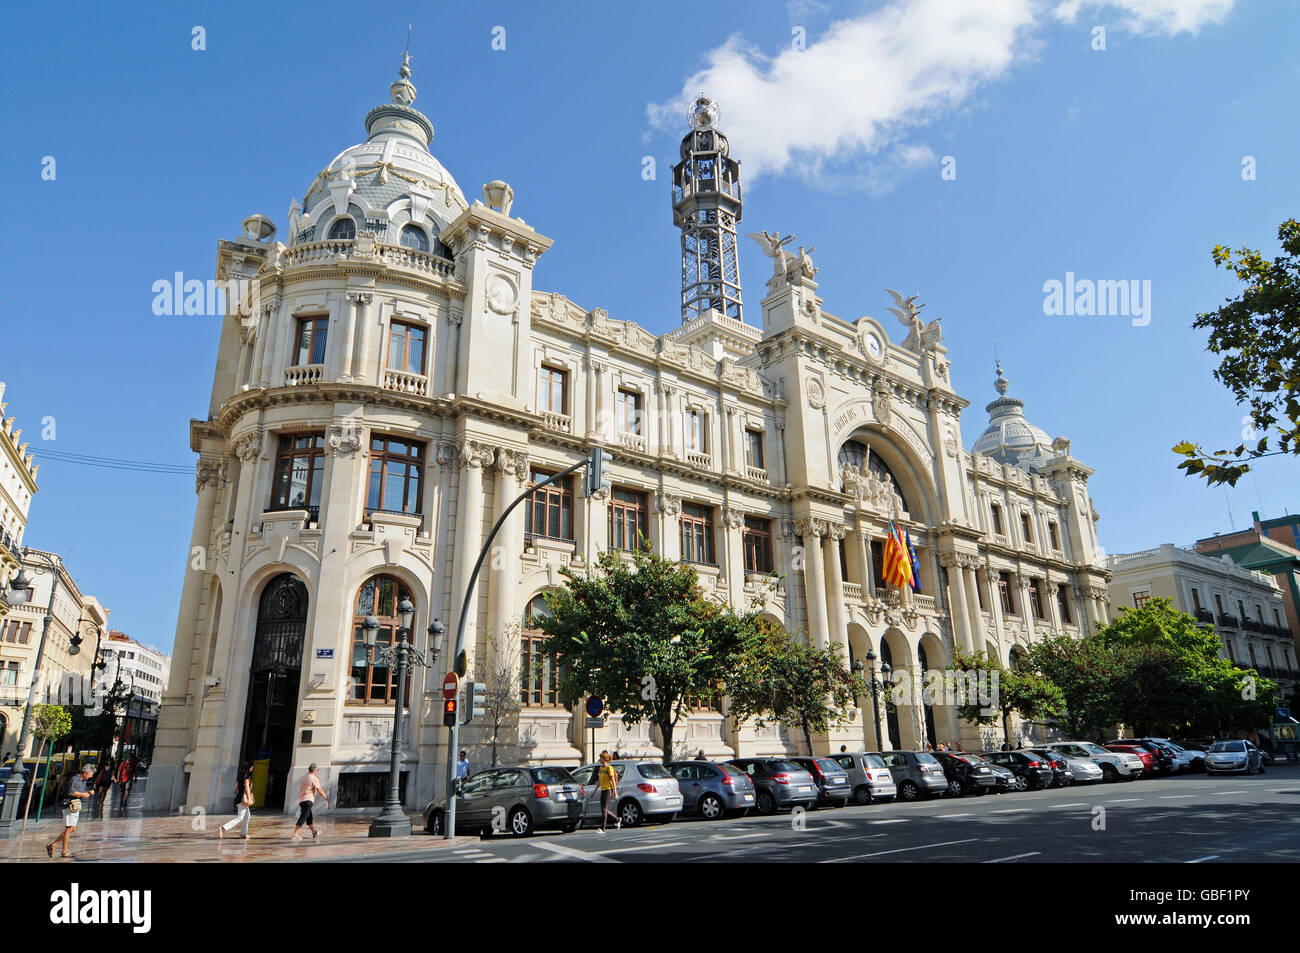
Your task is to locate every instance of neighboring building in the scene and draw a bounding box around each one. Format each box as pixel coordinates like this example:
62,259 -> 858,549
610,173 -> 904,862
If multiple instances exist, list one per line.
0,380 -> 39,612
97,630 -> 171,707
1107,542 -> 1297,702
1196,511 -> 1300,676
0,551 -> 107,759
148,60 -> 1111,815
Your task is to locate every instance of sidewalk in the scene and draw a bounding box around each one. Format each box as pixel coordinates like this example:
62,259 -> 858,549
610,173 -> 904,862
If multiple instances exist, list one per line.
0,810 -> 473,862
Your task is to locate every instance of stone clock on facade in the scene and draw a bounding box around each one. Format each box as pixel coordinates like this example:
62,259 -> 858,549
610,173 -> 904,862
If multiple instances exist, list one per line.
146,61 -> 1111,817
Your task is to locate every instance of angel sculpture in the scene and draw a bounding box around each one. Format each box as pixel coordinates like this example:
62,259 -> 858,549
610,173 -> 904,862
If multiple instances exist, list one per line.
747,230 -> 796,276
885,288 -> 942,352
791,245 -> 817,279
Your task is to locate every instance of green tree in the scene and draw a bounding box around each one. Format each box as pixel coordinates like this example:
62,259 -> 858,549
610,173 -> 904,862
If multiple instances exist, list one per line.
23,704 -> 72,827
947,647 -> 1063,746
1174,218 -> 1300,486
1025,634 -> 1129,740
727,619 -> 868,754
538,546 -> 763,764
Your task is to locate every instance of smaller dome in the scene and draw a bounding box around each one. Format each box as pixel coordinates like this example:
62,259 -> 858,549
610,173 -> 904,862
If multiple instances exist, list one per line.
971,363 -> 1054,469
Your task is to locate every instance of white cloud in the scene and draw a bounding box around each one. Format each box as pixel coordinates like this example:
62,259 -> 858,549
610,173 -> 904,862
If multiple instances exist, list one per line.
647,0 -> 1235,190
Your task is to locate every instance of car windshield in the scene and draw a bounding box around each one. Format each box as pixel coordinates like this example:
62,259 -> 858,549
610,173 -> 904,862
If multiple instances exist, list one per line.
638,763 -> 672,779
959,754 -> 987,764
815,758 -> 842,773
1209,741 -> 1246,752
865,755 -> 886,769
532,767 -> 574,784
914,752 -> 939,765
772,760 -> 805,773
1081,743 -> 1109,755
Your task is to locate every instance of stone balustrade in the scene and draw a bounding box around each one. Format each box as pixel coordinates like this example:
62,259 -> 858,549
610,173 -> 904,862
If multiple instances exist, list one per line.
382,369 -> 428,396
284,364 -> 324,386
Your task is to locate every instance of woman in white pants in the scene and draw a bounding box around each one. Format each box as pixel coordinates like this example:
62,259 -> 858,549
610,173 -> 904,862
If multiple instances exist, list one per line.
219,763 -> 254,839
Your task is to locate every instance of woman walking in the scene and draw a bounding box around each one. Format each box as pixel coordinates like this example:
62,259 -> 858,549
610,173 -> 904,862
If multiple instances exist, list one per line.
218,763 -> 255,840
596,750 -> 621,833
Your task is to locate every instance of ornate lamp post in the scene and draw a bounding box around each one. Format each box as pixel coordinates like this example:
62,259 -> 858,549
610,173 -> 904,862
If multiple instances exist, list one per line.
4,549 -> 63,761
856,651 -> 892,751
365,600 -> 444,837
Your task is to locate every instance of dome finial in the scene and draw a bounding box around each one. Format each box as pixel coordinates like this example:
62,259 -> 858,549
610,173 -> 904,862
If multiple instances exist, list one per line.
689,94 -> 720,130
994,360 -> 1009,396
391,43 -> 417,106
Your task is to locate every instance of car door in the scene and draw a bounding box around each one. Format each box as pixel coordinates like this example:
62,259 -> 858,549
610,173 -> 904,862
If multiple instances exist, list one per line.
571,766 -> 600,821
672,764 -> 702,811
457,771 -> 496,827
488,769 -> 526,823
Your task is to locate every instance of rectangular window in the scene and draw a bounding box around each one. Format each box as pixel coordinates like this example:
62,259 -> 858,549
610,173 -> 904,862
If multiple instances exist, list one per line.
520,632 -> 560,707
1134,590 -> 1151,609
609,487 -> 648,551
1276,608 -> 1283,628
293,316 -> 328,366
998,571 -> 1017,616
1020,513 -> 1034,545
1056,584 -> 1073,625
537,365 -> 568,415
1215,594 -> 1225,616
1028,579 -> 1045,620
367,436 -> 425,517
16,622 -> 31,645
1048,521 -> 1061,550
270,433 -> 326,512
0,661 -> 18,686
686,410 -> 707,454
990,504 -> 1004,537
1192,588 -> 1202,613
871,539 -> 886,591
975,574 -> 987,610
386,321 -> 426,375
745,430 -> 764,470
524,468 -> 573,542
616,390 -> 642,436
743,516 -> 773,574
680,503 -> 714,564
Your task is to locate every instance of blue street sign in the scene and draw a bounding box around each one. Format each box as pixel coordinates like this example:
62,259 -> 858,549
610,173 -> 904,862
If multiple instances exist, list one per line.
586,695 -> 604,718
316,649 -> 334,659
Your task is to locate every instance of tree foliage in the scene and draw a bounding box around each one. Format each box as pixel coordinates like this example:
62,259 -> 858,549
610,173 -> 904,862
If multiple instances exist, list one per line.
1175,218 -> 1300,486
538,546 -> 764,763
947,646 -> 1063,746
1025,634 -> 1130,741
727,618 -> 868,754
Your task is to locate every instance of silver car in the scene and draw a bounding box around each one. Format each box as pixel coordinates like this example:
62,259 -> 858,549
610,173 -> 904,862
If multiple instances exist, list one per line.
1205,739 -> 1264,775
669,761 -> 755,819
1046,741 -> 1144,782
572,760 -> 682,827
422,765 -> 584,837
828,752 -> 895,805
871,750 -> 948,801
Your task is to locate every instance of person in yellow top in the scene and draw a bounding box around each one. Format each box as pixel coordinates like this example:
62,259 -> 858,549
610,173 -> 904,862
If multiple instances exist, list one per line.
596,750 -> 621,833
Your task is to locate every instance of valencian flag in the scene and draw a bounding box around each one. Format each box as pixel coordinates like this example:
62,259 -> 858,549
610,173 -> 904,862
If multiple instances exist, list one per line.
905,528 -> 922,593
882,520 -> 914,590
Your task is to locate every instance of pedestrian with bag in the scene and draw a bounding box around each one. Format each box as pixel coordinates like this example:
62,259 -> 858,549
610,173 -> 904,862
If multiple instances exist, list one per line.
93,760 -> 113,815
46,765 -> 93,859
291,763 -> 330,840
596,750 -> 620,833
218,763 -> 255,840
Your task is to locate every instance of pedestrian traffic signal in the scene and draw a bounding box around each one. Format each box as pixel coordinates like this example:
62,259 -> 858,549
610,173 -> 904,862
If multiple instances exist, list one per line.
585,447 -> 612,498
463,681 -> 487,723
442,698 -> 457,727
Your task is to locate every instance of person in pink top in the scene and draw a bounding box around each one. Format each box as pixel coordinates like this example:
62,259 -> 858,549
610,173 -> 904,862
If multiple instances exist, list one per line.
291,763 -> 330,840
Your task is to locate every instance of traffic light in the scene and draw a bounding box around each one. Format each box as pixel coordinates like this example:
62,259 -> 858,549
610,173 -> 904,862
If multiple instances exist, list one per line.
463,682 -> 487,724
442,698 -> 458,727
584,447 -> 612,498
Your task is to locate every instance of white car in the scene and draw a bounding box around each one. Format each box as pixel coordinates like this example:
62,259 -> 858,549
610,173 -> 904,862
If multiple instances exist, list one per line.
1047,741 -> 1144,781
1061,756 -> 1104,783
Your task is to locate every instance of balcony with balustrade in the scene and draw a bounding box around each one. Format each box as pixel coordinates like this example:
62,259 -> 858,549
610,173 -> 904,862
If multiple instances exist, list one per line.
539,411 -> 571,434
616,431 -> 646,453
284,364 -> 324,387
382,369 -> 428,397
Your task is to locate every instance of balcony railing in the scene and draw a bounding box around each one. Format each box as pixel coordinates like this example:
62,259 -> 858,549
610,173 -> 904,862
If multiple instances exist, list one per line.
263,504 -> 320,528
540,411 -> 571,433
365,508 -> 424,531
745,465 -> 768,482
0,529 -> 20,559
382,369 -> 428,396
1195,607 -> 1216,625
685,450 -> 711,469
617,431 -> 646,453
914,593 -> 938,613
524,531 -> 576,550
842,582 -> 863,602
1217,613 -> 1241,630
284,363 -> 324,386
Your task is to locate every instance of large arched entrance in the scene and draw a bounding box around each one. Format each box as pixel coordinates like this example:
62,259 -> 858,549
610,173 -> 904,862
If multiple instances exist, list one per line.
880,638 -> 902,750
240,573 -> 308,809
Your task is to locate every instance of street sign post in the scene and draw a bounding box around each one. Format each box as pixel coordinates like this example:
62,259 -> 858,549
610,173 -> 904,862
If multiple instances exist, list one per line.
585,697 -> 605,762
442,673 -> 460,700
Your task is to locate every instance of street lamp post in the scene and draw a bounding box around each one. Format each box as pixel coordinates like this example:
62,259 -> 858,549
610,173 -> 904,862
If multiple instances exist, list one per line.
4,550 -> 63,761
365,601 -> 444,837
857,651 -> 892,750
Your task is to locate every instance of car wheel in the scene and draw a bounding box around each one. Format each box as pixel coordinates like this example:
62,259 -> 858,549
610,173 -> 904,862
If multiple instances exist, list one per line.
1011,775 -> 1028,792
853,785 -> 873,806
426,810 -> 445,835
755,791 -> 777,815
561,817 -> 584,833
508,806 -> 533,837
946,778 -> 964,798
900,781 -> 920,801
619,799 -> 644,828
699,794 -> 725,820
1100,763 -> 1118,783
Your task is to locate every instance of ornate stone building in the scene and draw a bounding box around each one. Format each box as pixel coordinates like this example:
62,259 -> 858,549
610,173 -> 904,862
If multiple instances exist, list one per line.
148,62 -> 1111,815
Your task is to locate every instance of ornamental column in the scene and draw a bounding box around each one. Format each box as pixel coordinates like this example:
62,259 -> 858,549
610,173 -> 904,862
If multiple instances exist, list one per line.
963,564 -> 983,650
353,294 -> 377,383
487,450 -> 527,644
825,525 -> 850,662
798,519 -> 831,651
340,292 -> 365,381
452,439 -> 491,668
942,553 -> 974,654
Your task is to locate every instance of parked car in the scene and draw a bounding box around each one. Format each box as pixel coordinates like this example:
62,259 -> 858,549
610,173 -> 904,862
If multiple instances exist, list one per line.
982,750 -> 1055,791
827,752 -> 895,805
870,750 -> 948,801
933,751 -> 998,796
1026,748 -> 1076,787
985,761 -> 1017,792
572,760 -> 682,827
1106,744 -> 1158,775
1144,738 -> 1205,772
1130,738 -> 1196,773
1045,741 -> 1144,782
668,761 -> 755,819
1055,753 -> 1104,783
1205,739 -> 1264,775
1106,740 -> 1175,774
727,758 -> 818,815
787,756 -> 851,808
423,765 -> 585,836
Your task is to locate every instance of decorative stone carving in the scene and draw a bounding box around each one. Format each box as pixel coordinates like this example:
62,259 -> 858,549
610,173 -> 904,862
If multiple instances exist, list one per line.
793,517 -> 827,538
656,491 -> 681,516
943,430 -> 958,459
871,379 -> 892,428
805,377 -> 825,410
723,506 -> 745,530
231,430 -> 262,462
435,441 -> 457,469
827,522 -> 848,541
457,438 -> 494,469
779,519 -> 797,539
195,458 -> 227,494
486,273 -> 518,314
483,180 -> 515,215
327,420 -> 366,456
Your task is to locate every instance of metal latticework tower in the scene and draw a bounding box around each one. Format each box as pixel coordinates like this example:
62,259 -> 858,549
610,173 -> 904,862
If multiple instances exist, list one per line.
672,96 -> 743,324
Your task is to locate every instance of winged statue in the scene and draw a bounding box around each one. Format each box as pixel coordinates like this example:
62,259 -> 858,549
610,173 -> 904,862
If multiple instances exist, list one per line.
747,230 -> 796,276
885,289 -> 941,352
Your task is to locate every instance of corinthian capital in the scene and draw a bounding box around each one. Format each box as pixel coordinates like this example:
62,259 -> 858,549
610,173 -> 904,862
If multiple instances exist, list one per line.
794,517 -> 827,539
231,429 -> 263,462
457,438 -> 494,469
827,522 -> 848,541
195,457 -> 227,494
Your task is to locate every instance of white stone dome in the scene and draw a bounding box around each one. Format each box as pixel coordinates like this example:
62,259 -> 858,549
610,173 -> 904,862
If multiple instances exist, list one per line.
290,55 -> 468,249
971,363 -> 1054,468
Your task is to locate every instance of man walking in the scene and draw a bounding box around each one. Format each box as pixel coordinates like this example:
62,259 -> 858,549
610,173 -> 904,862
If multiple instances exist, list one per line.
456,751 -> 471,785
291,764 -> 330,840
46,765 -> 93,859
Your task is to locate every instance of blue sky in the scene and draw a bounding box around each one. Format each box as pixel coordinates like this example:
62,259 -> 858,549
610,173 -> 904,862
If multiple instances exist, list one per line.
1,0 -> 1295,653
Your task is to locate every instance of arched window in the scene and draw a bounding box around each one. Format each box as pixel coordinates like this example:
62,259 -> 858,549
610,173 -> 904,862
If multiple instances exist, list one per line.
399,224 -> 429,252
838,440 -> 910,513
328,218 -> 356,240
521,594 -> 560,707
350,575 -> 414,705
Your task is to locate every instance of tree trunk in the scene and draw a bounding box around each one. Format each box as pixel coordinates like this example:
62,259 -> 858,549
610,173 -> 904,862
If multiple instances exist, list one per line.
659,719 -> 674,765
802,719 -> 814,756
1002,710 -> 1013,747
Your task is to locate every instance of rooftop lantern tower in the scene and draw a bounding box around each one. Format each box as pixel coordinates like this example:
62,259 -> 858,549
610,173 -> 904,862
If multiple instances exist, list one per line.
672,95 -> 744,324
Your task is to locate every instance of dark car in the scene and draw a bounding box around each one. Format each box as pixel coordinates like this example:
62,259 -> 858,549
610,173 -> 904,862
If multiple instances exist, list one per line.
982,750 -> 1054,791
1026,748 -> 1075,787
933,751 -> 997,796
1105,739 -> 1175,774
787,756 -> 851,808
423,765 -> 585,837
668,761 -> 756,819
727,757 -> 818,815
